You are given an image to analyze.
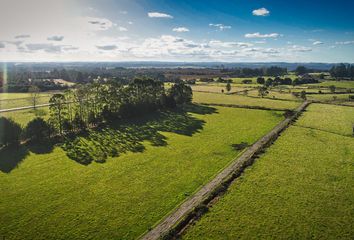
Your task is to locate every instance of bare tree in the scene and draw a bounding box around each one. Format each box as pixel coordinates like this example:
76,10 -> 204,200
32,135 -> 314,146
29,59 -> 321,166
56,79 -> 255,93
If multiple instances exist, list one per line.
28,85 -> 40,109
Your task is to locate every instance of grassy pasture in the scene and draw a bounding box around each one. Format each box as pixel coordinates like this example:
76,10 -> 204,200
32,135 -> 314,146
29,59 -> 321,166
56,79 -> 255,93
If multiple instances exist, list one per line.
0,107 -> 49,126
0,105 -> 283,240
295,103 -> 354,136
0,92 -> 53,110
306,80 -> 354,89
307,93 -> 354,102
246,89 -> 299,101
193,92 -> 301,110
184,104 -> 354,240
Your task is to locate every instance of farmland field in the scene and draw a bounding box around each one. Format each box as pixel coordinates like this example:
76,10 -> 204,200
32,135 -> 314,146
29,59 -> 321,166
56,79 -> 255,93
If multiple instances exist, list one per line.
183,104 -> 354,239
0,92 -> 53,110
306,93 -> 353,102
0,107 -> 49,126
193,91 -> 301,110
306,80 -> 354,89
295,103 -> 354,136
0,105 -> 284,240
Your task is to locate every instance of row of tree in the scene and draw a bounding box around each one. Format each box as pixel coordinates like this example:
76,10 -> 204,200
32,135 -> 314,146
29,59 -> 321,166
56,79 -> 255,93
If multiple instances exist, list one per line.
329,63 -> 354,79
0,80 -> 192,147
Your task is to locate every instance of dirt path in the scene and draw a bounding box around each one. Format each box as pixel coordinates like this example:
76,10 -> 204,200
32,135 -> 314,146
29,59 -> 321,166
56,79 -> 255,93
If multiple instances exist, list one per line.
0,103 -> 51,113
141,101 -> 310,240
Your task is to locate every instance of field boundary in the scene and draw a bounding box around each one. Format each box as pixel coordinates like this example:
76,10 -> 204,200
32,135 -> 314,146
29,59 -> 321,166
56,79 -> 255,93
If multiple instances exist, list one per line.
141,101 -> 310,240
197,102 -> 292,111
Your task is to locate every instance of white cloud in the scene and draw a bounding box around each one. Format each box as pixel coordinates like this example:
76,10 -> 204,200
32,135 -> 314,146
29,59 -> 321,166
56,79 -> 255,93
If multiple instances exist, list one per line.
96,45 -> 118,50
118,26 -> 128,32
47,35 -> 64,41
85,17 -> 113,31
148,12 -> 173,18
128,21 -> 133,25
209,40 -> 253,48
15,34 -> 30,39
119,10 -> 127,14
335,40 -> 354,45
172,27 -> 189,32
129,35 -> 209,58
209,23 -> 231,31
289,45 -> 312,52
26,43 -> 63,53
252,8 -> 270,16
312,41 -> 323,45
262,48 -> 280,54
244,32 -> 281,38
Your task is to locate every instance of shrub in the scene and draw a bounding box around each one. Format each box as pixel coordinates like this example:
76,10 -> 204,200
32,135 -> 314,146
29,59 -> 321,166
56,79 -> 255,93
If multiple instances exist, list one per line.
0,117 -> 22,147
23,117 -> 51,142
256,77 -> 265,84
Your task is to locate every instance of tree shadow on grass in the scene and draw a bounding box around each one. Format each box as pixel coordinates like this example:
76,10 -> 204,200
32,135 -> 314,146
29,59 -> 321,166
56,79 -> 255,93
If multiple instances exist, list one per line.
0,145 -> 29,173
0,104 -> 218,171
0,141 -> 55,173
61,104 -> 218,165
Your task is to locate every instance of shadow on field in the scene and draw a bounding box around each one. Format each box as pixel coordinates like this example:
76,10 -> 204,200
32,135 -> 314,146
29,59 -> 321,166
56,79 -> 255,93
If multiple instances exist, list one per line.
0,104 -> 217,171
61,104 -> 217,165
0,141 -> 55,173
0,145 -> 29,173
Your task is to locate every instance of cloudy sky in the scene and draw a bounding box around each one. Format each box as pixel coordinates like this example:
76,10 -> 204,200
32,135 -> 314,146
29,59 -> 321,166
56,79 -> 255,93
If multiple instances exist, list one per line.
0,0 -> 353,62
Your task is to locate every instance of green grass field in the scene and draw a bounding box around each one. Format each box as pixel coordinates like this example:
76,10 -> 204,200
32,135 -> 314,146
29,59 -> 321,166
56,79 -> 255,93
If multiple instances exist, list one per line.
0,105 -> 283,240
193,92 -> 301,110
296,103 -> 354,136
183,104 -> 354,240
305,80 -> 354,89
0,92 -> 53,110
307,93 -> 353,102
0,107 -> 49,126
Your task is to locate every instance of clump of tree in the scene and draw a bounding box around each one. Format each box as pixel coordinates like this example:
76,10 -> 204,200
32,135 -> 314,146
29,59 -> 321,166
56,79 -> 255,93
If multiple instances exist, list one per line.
258,86 -> 269,98
47,79 -> 192,135
292,77 -> 319,85
330,63 -> 354,79
23,117 -> 52,142
226,82 -> 232,93
329,85 -> 336,93
256,77 -> 265,84
300,90 -> 307,100
0,79 -> 193,149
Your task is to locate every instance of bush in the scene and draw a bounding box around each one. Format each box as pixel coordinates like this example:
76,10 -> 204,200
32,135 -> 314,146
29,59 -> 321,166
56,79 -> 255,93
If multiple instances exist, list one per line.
23,117 -> 51,142
0,117 -> 22,147
256,77 -> 265,84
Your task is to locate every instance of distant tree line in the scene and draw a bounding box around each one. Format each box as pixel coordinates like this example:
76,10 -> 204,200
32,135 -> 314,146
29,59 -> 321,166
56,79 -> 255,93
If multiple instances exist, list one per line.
0,79 -> 192,147
329,63 -> 354,79
227,66 -> 287,77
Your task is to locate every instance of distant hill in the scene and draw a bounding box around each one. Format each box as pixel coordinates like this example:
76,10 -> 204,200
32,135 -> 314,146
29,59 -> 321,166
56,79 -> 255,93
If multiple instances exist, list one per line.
6,61 -> 351,71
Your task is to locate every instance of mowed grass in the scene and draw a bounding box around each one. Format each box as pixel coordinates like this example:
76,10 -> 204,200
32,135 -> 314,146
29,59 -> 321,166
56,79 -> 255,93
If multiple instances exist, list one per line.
296,103 -> 354,136
0,92 -> 53,110
184,105 -> 354,240
193,92 -> 300,110
0,105 -> 283,240
0,107 -> 49,126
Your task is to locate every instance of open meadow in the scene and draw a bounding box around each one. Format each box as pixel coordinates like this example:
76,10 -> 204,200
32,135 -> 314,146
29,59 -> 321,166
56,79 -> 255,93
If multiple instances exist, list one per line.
193,91 -> 301,110
183,103 -> 354,239
0,105 -> 284,239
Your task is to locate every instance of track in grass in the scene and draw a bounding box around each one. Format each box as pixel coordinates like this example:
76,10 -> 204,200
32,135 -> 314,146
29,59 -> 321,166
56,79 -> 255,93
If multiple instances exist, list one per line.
183,104 -> 354,240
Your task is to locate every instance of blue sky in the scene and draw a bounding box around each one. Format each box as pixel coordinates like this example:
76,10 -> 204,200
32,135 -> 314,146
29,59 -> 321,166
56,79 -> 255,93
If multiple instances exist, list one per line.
0,0 -> 353,62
